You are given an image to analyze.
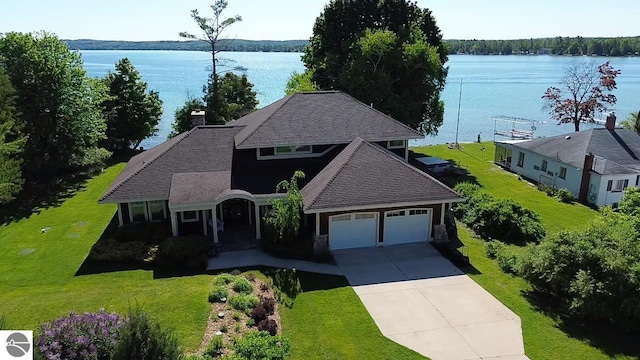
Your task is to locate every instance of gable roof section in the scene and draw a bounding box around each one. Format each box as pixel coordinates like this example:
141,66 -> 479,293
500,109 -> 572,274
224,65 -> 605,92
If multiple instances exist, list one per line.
234,91 -> 422,149
99,126 -> 242,203
301,138 -> 462,212
169,171 -> 231,207
510,129 -> 640,174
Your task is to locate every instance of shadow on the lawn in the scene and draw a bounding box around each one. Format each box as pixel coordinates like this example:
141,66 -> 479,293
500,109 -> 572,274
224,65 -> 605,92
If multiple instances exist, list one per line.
523,289 -> 640,358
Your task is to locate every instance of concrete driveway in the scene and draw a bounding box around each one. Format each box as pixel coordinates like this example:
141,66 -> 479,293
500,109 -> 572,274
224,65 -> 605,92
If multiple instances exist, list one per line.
333,243 -> 529,360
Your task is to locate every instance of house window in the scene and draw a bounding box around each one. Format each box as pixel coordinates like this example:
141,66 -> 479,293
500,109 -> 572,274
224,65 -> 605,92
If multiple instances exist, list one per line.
274,145 -> 312,155
259,148 -> 275,157
147,200 -> 166,222
388,140 -> 405,149
386,211 -> 405,217
129,202 -> 146,223
559,167 -> 567,179
275,146 -> 293,154
636,175 -> 640,186
624,179 -> 629,190
331,214 -> 351,222
355,213 -> 376,220
181,210 -> 200,223
541,160 -> 548,172
517,152 -> 525,167
608,179 -> 625,193
409,209 -> 429,215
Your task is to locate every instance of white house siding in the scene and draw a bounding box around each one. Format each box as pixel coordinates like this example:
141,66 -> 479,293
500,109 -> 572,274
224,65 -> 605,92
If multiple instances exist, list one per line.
509,148 -> 583,197
590,173 -> 640,206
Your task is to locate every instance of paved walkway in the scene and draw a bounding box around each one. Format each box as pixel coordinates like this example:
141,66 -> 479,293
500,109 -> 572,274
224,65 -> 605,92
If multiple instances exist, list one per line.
206,248 -> 343,276
333,244 -> 529,360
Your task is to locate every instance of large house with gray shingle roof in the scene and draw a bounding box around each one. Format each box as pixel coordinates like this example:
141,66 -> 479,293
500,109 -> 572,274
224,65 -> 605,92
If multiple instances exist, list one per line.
494,115 -> 640,206
100,91 -> 462,250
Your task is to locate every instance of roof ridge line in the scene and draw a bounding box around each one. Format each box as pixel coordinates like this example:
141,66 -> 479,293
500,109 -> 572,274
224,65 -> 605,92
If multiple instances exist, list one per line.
236,94 -> 297,147
306,138 -> 367,210
100,129 -> 197,202
340,92 -> 423,137
365,142 -> 461,198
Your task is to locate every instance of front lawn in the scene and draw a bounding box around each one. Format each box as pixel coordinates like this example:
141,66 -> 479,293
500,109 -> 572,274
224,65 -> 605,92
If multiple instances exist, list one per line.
414,143 -> 638,359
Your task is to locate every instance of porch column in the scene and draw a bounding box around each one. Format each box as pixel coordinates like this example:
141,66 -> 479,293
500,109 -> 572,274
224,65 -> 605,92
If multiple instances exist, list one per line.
440,203 -> 446,224
219,203 -> 224,223
254,203 -> 261,240
248,200 -> 253,226
117,203 -> 124,227
170,210 -> 178,237
315,213 -> 320,236
202,210 -> 208,236
405,143 -> 409,162
212,207 -> 219,243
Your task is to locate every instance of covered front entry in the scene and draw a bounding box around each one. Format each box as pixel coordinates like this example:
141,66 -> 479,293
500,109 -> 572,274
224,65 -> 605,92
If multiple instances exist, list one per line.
328,213 -> 378,250
383,209 -> 432,246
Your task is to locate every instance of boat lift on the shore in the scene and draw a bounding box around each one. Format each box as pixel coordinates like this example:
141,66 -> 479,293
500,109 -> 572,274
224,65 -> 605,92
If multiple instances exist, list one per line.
490,116 -> 546,141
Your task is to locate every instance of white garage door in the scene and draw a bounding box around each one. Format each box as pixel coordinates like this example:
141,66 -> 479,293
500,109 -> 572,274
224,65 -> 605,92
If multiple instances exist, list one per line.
383,209 -> 431,246
329,213 -> 378,250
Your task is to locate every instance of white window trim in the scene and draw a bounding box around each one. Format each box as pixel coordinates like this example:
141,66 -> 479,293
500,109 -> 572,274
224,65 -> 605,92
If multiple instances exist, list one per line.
256,145 -> 337,160
129,201 -> 148,223
147,200 -> 167,222
180,210 -> 200,223
388,140 -> 406,149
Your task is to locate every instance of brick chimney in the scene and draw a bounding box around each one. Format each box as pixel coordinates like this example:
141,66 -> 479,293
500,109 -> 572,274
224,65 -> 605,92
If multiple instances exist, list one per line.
605,112 -> 616,130
191,110 -> 206,128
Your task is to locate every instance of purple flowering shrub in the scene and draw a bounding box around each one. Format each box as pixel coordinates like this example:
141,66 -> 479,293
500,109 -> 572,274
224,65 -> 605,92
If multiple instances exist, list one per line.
37,309 -> 123,360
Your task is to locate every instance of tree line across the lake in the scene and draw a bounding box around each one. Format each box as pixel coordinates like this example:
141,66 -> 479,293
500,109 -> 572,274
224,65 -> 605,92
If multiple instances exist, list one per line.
65,36 -> 640,57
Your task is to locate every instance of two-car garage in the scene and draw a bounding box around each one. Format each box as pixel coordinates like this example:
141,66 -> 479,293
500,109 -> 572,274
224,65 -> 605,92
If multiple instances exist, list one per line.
328,209 -> 432,250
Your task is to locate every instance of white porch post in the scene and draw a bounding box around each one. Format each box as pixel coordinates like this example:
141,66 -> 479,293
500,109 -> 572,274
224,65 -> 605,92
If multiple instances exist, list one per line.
170,210 -> 178,237
219,203 -> 224,223
315,213 -> 320,236
254,203 -> 261,240
248,200 -> 253,226
117,203 -> 124,227
440,203 -> 446,224
212,207 -> 219,243
202,210 -> 208,236
405,143 -> 409,162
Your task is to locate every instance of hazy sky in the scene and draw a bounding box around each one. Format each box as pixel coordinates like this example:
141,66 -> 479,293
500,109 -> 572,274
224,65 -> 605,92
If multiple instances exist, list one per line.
1,0 -> 638,41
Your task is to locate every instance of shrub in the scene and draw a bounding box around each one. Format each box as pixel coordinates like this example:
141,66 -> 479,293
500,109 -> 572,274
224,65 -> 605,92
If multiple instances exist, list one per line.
220,324 -> 228,333
235,323 -> 242,332
555,188 -> 574,203
232,331 -> 290,360
518,210 -> 640,330
619,187 -> 640,216
214,273 -> 236,286
246,318 -> 255,327
537,183 -> 557,197
259,282 -> 270,292
36,309 -> 123,360
231,269 -> 242,276
245,273 -> 256,282
232,277 -> 254,294
87,238 -> 153,264
250,306 -> 268,324
259,297 -> 276,315
204,336 -> 223,358
257,319 -> 278,336
495,246 -> 519,274
484,240 -> 503,259
111,307 -> 182,360
232,311 -> 242,321
208,286 -> 229,303
229,295 -> 260,313
155,236 -> 208,271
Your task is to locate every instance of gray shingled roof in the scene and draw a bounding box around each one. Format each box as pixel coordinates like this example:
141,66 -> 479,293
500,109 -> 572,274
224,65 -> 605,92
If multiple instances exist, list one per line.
233,91 -> 422,149
99,126 -> 241,203
302,138 -> 463,212
169,171 -> 231,207
511,128 -> 640,175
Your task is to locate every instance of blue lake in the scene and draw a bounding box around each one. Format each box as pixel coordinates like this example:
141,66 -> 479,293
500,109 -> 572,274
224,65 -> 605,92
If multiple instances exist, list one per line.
81,51 -> 640,148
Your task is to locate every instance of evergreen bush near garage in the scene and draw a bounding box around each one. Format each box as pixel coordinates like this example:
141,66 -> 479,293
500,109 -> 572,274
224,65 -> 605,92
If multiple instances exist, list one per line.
453,182 -> 546,244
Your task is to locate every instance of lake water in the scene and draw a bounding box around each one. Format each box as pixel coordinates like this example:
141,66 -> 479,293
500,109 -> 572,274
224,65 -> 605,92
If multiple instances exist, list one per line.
81,51 -> 640,148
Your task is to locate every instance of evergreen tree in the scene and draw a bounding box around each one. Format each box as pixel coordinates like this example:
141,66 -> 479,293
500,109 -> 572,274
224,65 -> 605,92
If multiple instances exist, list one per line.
0,66 -> 25,204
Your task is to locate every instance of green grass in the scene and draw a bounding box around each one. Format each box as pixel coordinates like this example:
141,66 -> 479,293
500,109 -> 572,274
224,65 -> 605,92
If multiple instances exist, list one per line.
414,143 -> 638,359
270,270 -> 426,360
0,164 -> 212,350
414,142 -> 596,234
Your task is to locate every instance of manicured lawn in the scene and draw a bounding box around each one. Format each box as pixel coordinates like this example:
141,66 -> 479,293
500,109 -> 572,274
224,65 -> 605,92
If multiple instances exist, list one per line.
0,164 -> 212,350
414,142 -> 596,234
275,271 -> 425,360
414,143 -> 638,359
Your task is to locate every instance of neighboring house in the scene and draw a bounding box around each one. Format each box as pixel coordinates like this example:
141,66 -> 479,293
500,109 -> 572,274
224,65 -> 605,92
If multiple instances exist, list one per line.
494,116 -> 640,206
99,91 -> 463,250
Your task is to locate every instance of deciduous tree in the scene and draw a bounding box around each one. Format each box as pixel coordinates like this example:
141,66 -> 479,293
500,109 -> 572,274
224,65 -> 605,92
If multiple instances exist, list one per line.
302,0 -> 448,134
621,111 -> 640,133
0,32 -> 107,177
264,171 -> 305,243
0,66 -> 25,203
542,61 -> 620,132
284,71 -> 318,95
102,58 -> 163,151
170,97 -> 205,137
